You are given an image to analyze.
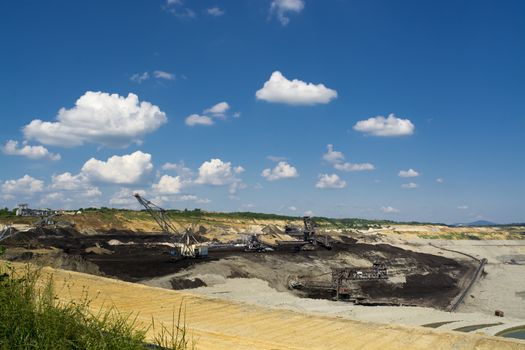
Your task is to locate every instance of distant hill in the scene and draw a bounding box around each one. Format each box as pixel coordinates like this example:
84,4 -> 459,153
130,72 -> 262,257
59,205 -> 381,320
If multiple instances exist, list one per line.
454,220 -> 498,227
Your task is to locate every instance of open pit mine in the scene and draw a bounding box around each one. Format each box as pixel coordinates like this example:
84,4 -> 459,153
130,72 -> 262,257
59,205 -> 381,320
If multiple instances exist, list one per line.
1,200 -> 525,349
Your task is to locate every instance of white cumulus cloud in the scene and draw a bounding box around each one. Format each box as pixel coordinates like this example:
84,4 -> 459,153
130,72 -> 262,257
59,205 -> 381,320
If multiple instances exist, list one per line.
398,169 -> 420,177
50,172 -> 101,199
256,71 -> 337,105
2,175 -> 44,195
204,101 -> 230,117
81,151 -> 153,184
51,172 -> 87,190
316,173 -> 347,189
322,144 -> 344,164
195,158 -> 244,188
23,91 -> 167,148
353,114 -> 415,137
381,206 -> 400,213
261,161 -> 299,181
2,140 -> 61,161
458,205 -> 469,210
152,175 -> 184,194
436,178 -> 444,183
270,0 -> 304,25
185,114 -> 214,126
322,144 -> 375,172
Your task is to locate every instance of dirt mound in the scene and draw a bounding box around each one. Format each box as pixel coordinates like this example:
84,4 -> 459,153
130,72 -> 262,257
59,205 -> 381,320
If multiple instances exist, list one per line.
170,277 -> 206,290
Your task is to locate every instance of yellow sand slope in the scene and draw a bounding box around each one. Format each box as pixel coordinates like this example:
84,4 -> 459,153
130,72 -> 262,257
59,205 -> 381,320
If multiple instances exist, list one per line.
20,268 -> 525,350
11,264 -> 520,350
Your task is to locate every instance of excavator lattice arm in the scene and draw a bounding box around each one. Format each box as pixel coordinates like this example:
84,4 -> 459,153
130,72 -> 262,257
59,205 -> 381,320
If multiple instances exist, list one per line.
133,193 -> 179,234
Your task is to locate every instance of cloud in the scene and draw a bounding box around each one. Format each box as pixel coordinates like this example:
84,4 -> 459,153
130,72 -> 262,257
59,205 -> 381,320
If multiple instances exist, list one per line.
315,173 -> 347,189
233,112 -> 241,118
458,205 -> 469,210
158,159 -> 245,195
152,175 -> 184,194
256,71 -> 337,105
153,70 -> 175,80
178,194 -> 210,204
81,151 -> 153,184
323,144 -> 344,164
401,182 -> 418,189
49,172 -> 101,199
131,71 -> 175,83
234,166 -> 245,174
23,91 -> 167,148
304,210 -> 314,216
2,175 -> 44,195
270,0 -> 304,25
207,6 -> 225,16
261,161 -> 299,181
40,192 -> 68,205
353,114 -> 415,137
381,206 -> 400,213
50,172 -> 87,191
228,181 -> 247,195
288,206 -> 297,211
2,140 -> 61,161
130,72 -> 150,83
398,169 -> 420,177
164,0 -> 196,18
436,178 -> 444,183
204,101 -> 230,117
334,162 -> 375,172
195,158 -> 245,196
185,114 -> 214,126
161,161 -> 193,178
186,101 -> 236,126
82,187 -> 102,198
267,155 -> 287,162
322,144 -> 375,172
110,188 -> 146,207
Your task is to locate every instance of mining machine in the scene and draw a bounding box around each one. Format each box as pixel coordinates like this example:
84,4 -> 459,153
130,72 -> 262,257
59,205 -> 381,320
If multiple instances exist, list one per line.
133,193 -> 208,258
277,216 -> 331,250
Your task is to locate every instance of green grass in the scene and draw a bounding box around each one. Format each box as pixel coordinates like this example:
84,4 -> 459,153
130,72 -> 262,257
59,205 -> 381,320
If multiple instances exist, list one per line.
0,249 -> 193,350
418,232 -> 483,240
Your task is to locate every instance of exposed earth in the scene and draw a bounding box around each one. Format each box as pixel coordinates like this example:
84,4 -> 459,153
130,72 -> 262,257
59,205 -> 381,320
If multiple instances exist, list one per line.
2,221 -> 525,339
1,226 -> 477,309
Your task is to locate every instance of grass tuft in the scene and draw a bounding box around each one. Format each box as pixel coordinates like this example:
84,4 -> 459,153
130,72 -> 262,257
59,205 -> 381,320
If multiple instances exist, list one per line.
0,253 -> 193,350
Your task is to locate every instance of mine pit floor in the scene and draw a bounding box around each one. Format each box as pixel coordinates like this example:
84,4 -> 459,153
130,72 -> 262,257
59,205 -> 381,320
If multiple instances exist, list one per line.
3,228 -> 477,310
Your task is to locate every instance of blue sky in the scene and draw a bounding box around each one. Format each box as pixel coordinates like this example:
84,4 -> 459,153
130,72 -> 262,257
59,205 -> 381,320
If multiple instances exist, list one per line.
1,0 -> 524,224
